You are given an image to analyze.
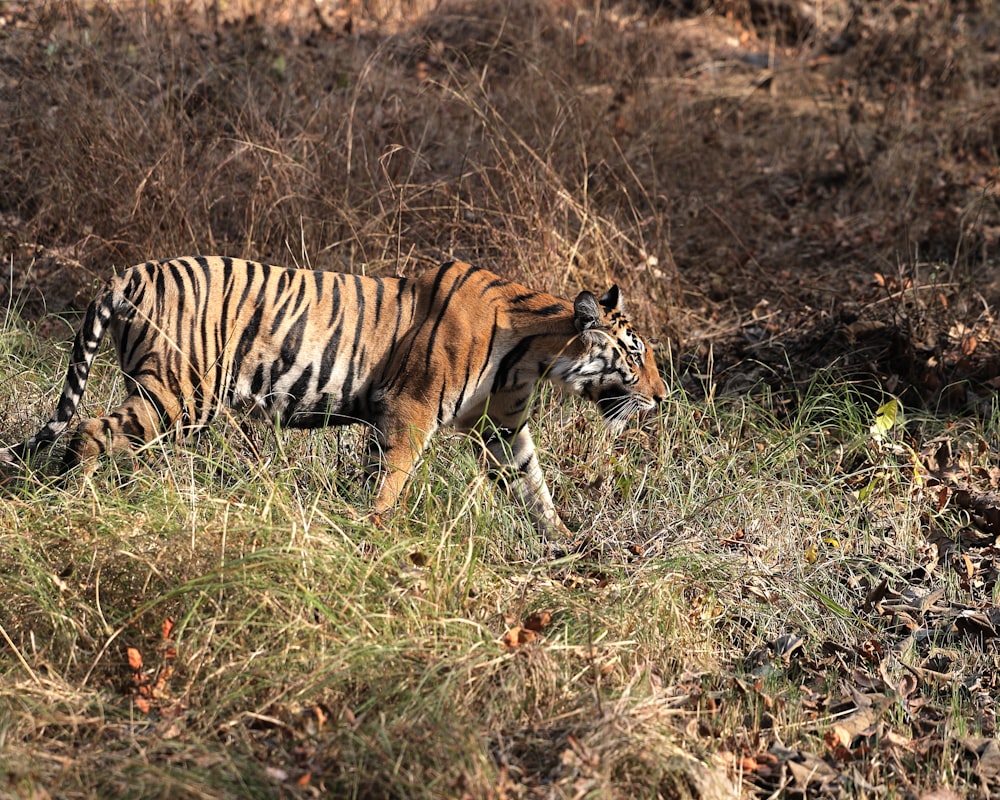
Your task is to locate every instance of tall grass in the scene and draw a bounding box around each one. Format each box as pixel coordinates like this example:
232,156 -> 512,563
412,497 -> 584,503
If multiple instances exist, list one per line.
0,301 -> 958,798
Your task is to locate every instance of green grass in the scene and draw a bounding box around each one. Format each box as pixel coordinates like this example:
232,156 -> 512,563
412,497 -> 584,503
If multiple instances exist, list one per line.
1,309 -> 989,799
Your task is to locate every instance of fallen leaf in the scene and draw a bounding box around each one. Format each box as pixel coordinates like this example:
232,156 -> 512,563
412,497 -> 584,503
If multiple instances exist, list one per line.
772,633 -> 804,665
127,646 -> 143,671
523,611 -> 552,632
955,610 -> 997,640
785,751 -> 840,789
501,626 -> 537,649
824,725 -> 852,752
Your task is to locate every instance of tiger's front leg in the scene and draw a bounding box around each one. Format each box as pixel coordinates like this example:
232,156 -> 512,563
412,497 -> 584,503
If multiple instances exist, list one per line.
368,411 -> 437,520
481,423 -> 571,539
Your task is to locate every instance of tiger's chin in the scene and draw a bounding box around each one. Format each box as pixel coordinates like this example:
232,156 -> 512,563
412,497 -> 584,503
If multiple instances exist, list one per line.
596,394 -> 657,432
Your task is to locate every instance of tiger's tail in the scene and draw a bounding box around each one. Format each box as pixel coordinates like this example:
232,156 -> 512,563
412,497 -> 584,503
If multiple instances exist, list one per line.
0,279 -> 118,465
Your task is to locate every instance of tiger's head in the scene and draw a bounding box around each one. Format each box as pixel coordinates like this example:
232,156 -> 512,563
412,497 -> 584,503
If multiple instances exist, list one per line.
554,285 -> 667,430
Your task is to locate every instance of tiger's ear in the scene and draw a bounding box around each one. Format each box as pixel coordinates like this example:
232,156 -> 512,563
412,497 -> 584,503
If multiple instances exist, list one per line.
599,285 -> 623,314
573,291 -> 603,332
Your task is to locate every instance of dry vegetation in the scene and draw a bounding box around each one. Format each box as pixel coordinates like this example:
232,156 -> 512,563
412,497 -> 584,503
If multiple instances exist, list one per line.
1,0 -> 1000,798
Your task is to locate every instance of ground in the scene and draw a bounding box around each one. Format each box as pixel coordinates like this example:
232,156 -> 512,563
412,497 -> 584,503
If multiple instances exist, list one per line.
1,1 -> 999,798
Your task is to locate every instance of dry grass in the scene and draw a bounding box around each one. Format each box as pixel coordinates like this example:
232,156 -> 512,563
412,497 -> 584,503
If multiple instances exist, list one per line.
1,1 -> 1000,798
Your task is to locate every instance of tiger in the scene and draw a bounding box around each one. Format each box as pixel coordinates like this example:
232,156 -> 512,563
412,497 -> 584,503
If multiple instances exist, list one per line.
0,256 -> 667,538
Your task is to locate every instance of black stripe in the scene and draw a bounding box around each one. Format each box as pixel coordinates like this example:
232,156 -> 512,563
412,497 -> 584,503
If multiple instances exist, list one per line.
318,280 -> 344,384
423,267 -> 477,370
479,277 -> 509,295
492,336 -> 536,392
436,377 -> 449,424
234,306 -> 264,371
512,302 -> 565,317
472,310 -> 500,390
340,275 -> 366,400
284,363 -> 314,422
451,353 -> 474,421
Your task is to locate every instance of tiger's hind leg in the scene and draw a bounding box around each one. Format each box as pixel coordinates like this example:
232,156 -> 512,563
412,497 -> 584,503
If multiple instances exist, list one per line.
60,391 -> 180,476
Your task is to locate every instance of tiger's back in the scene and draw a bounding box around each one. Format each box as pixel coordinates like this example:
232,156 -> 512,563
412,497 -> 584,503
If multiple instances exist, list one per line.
106,257 -> 409,426
2,256 -> 667,538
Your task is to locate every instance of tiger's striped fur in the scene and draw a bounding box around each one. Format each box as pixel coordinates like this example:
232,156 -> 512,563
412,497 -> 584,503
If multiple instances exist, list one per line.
1,256 -> 666,537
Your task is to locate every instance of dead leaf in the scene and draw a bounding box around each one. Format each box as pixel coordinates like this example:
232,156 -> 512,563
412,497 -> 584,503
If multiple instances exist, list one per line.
159,721 -> 182,739
127,646 -> 143,671
501,626 -> 537,650
976,738 -> 1000,780
823,725 -> 854,762
785,751 -> 840,789
898,673 -> 919,699
772,633 -> 804,665
523,611 -> 552,632
856,638 -> 883,664
934,485 -> 950,511
955,609 -> 997,640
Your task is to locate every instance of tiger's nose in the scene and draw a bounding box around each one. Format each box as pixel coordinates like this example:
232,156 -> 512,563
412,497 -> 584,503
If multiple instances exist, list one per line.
653,379 -> 668,405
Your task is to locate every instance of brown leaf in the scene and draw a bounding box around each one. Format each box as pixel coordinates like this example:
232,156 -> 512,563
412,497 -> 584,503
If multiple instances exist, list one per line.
898,673 -> 919,699
883,729 -> 914,749
523,611 -> 552,632
127,646 -> 143,671
976,739 -> 1000,780
934,485 -> 950,511
151,665 -> 174,699
823,725 -> 854,762
955,610 -> 998,640
501,626 -> 537,650
772,633 -> 804,665
161,617 -> 175,641
785,751 -> 840,788
856,638 -> 884,664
